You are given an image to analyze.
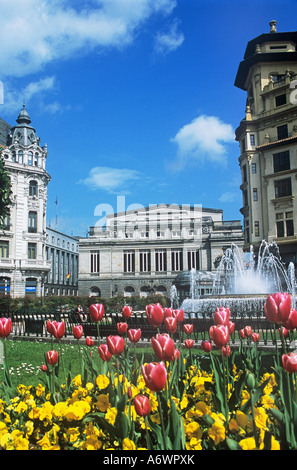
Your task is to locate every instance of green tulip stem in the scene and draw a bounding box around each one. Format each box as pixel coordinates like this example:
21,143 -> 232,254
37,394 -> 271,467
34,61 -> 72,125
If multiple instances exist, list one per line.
144,417 -> 151,451
220,348 -> 229,426
157,392 -> 168,451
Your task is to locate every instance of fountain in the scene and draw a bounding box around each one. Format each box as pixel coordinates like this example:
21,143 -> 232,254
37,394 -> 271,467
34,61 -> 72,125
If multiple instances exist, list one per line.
174,240 -> 296,317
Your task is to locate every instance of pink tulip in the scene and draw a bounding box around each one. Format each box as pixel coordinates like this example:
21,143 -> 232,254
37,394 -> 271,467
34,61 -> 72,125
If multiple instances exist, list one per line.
172,309 -> 184,324
117,322 -> 128,335
228,321 -> 235,335
264,293 -> 291,324
128,328 -> 141,343
151,333 -> 175,361
98,343 -> 113,362
163,308 -> 174,318
145,303 -> 164,327
213,307 -> 230,326
122,305 -> 132,319
282,353 -> 297,373
89,304 -> 104,322
209,324 -> 229,347
141,362 -> 167,392
46,350 -> 59,366
86,336 -> 94,346
221,345 -> 231,357
183,324 -> 194,335
73,325 -> 84,340
251,332 -> 260,343
134,395 -> 151,417
170,348 -> 180,362
184,338 -> 194,349
201,339 -> 212,352
46,321 -> 65,340
106,335 -> 125,356
0,317 -> 12,338
164,316 -> 177,334
244,326 -> 252,337
282,309 -> 297,330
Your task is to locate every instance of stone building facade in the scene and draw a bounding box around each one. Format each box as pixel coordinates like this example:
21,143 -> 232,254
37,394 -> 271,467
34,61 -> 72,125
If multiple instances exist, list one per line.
235,21 -> 297,266
78,204 -> 244,299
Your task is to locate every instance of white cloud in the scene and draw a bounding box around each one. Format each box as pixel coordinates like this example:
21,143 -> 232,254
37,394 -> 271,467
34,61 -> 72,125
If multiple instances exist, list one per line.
154,19 -> 184,54
0,0 -> 178,79
79,166 -> 143,194
169,115 -> 235,171
1,76 -> 59,115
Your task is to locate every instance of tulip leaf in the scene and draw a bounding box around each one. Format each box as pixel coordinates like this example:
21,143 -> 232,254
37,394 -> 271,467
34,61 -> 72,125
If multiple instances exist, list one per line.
83,412 -> 120,441
226,437 -> 242,450
228,370 -> 247,412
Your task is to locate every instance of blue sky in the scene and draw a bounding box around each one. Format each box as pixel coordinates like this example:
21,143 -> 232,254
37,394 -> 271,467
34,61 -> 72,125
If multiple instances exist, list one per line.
1,0 -> 297,236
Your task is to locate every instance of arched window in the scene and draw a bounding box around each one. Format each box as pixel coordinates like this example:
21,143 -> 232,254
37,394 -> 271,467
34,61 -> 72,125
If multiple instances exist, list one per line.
29,180 -> 38,197
90,286 -> 101,297
28,151 -> 33,165
124,286 -> 135,297
18,150 -> 23,164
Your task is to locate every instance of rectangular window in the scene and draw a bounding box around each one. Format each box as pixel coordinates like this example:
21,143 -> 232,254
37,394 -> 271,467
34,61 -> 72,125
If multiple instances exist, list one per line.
276,212 -> 294,238
123,250 -> 135,273
0,241 -> 9,258
241,138 -> 246,154
275,94 -> 286,107
90,250 -> 100,273
250,134 -> 255,146
275,178 -> 292,198
254,221 -> 260,237
28,211 -> 37,233
28,243 -> 37,259
242,164 -> 247,183
253,188 -> 258,201
252,163 -> 257,174
187,250 -> 199,270
139,250 -> 151,272
171,249 -> 183,272
277,124 -> 288,140
273,150 -> 290,173
155,249 -> 167,272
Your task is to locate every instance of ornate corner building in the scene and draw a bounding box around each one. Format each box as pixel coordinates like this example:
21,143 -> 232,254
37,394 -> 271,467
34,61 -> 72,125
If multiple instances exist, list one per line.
235,21 -> 297,266
0,106 -> 79,297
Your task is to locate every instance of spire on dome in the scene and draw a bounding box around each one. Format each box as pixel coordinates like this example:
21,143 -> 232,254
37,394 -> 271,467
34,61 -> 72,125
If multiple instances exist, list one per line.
16,103 -> 31,125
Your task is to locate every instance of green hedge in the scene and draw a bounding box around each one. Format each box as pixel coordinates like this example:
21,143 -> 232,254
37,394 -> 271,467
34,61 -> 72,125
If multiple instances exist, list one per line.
0,293 -> 170,315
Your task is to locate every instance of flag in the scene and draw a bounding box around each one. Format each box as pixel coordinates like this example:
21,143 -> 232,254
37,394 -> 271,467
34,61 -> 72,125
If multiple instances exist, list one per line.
66,273 -> 71,279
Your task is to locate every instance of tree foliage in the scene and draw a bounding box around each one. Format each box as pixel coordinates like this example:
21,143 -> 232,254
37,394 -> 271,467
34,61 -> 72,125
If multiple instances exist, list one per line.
0,148 -> 12,225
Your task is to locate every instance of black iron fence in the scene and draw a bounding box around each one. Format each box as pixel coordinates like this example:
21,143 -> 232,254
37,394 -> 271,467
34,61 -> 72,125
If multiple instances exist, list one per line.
0,309 -> 278,346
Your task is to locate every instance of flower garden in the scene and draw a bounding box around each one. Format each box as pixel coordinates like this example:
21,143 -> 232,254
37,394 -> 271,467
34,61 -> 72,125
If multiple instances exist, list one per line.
0,292 -> 297,451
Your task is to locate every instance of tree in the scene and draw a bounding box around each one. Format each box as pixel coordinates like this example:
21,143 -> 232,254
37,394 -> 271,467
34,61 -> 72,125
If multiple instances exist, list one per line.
0,148 -> 12,225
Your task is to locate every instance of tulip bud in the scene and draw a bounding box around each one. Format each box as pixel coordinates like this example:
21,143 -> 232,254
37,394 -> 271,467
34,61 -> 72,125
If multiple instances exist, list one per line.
46,350 -> 59,366
201,339 -> 212,352
173,309 -> 184,324
209,324 -> 229,347
251,332 -> 260,343
146,303 -> 164,327
86,336 -> 94,346
246,372 -> 256,390
116,322 -> 128,335
244,326 -> 252,337
98,343 -> 113,362
184,339 -> 194,349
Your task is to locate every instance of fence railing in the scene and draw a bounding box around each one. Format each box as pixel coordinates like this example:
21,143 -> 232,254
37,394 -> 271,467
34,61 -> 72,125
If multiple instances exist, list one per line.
0,310 -> 277,346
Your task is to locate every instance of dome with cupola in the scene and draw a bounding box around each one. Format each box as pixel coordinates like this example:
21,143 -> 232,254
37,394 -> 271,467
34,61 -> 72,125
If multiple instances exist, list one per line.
7,105 -> 39,147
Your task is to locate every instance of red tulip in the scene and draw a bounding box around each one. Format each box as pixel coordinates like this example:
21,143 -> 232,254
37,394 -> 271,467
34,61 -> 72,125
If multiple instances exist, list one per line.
170,348 -> 180,362
141,362 -> 167,392
183,324 -> 194,335
282,309 -> 297,330
282,353 -> 297,373
244,326 -> 252,337
151,333 -> 175,361
134,395 -> 151,417
172,309 -> 184,324
106,335 -> 125,356
86,336 -> 94,346
89,304 -> 104,322
184,338 -> 194,349
128,328 -> 141,343
122,305 -> 132,319
209,324 -> 229,347
40,364 -> 47,372
46,350 -> 59,366
117,322 -> 128,335
0,317 -> 12,338
98,343 -> 113,362
46,321 -> 65,340
73,325 -> 84,340
239,329 -> 246,339
213,307 -> 230,326
221,345 -> 231,357
163,308 -> 174,318
201,339 -> 212,352
228,321 -> 235,335
145,303 -> 164,327
278,327 -> 289,338
264,293 -> 291,324
251,332 -> 260,343
164,316 -> 177,334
